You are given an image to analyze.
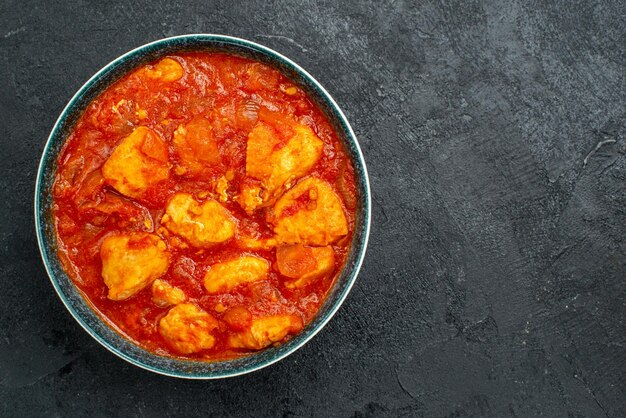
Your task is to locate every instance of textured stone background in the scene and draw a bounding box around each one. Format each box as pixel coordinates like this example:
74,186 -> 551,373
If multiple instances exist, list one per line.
1,0 -> 624,416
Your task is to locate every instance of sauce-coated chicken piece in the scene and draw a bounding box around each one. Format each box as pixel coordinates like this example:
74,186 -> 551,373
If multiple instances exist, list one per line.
273,177 -> 348,246
141,57 -> 184,82
151,279 -> 186,307
229,314 -> 303,350
158,303 -> 218,354
100,232 -> 169,300
102,126 -> 170,198
236,235 -> 278,250
276,244 -> 336,288
203,255 -> 269,294
161,193 -> 236,247
240,120 -> 323,213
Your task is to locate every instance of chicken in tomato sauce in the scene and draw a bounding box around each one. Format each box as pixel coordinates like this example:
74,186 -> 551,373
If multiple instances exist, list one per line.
53,53 -> 357,360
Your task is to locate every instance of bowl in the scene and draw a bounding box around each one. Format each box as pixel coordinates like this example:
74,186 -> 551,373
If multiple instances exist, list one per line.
35,34 -> 371,378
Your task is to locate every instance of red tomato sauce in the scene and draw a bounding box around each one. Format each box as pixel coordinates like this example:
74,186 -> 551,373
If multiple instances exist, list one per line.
52,52 -> 358,361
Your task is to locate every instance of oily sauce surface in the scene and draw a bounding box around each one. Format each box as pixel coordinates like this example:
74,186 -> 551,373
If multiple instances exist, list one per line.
52,52 -> 358,360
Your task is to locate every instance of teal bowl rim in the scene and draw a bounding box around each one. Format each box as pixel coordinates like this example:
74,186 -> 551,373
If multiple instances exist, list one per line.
34,34 -> 371,379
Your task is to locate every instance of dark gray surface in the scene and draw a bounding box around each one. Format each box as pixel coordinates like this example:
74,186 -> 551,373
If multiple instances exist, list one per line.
1,0 -> 624,416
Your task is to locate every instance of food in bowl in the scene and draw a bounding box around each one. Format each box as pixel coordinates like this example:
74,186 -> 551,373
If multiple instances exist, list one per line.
52,52 -> 358,361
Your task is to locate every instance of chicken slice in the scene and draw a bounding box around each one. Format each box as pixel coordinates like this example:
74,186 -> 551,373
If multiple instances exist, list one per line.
276,244 -> 336,288
203,256 -> 269,294
238,183 -> 263,214
158,303 -> 218,354
141,57 -> 184,82
228,314 -> 303,350
162,193 -> 236,247
236,235 -> 278,250
172,116 -> 221,175
151,279 -> 186,307
214,175 -> 229,202
100,232 -> 169,300
240,121 -> 323,212
102,126 -> 170,198
273,177 -> 348,246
